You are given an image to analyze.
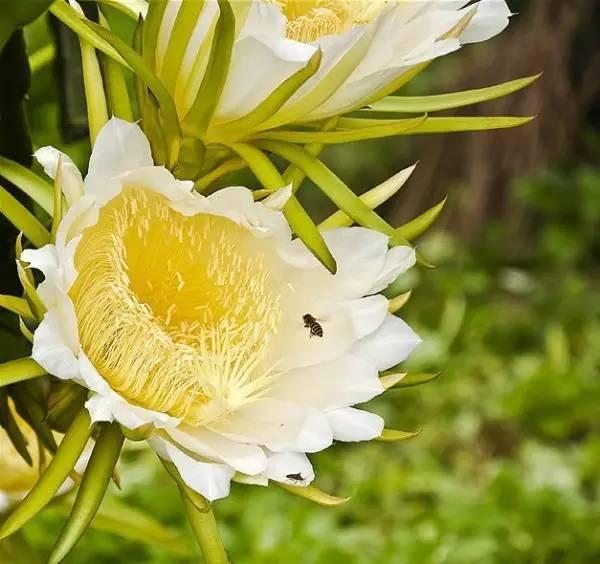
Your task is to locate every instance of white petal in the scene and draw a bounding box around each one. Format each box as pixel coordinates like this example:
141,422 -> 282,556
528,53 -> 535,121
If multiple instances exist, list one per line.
323,228 -> 390,298
265,452 -> 315,487
327,407 -> 384,442
209,399 -> 332,453
369,246 -> 416,294
460,0 -> 511,44
155,438 -> 235,501
31,302 -> 79,380
85,118 -> 153,196
344,294 -> 388,339
34,146 -> 84,205
167,426 -> 268,476
262,185 -> 291,211
353,314 -> 421,371
271,353 -> 383,411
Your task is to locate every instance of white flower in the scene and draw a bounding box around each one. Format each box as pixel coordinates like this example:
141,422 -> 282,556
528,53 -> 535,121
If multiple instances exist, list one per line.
24,118 -> 420,501
149,0 -> 511,140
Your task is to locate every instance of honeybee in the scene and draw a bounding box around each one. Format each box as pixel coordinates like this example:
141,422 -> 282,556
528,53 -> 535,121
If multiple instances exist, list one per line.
286,473 -> 305,483
303,313 -> 323,338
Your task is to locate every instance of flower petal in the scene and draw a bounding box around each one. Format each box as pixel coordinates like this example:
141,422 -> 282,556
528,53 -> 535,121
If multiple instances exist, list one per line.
167,426 -> 268,476
85,118 -> 153,197
34,146 -> 84,205
353,314 -> 421,371
264,451 -> 315,486
327,407 -> 384,442
369,246 -> 416,294
271,353 -> 383,411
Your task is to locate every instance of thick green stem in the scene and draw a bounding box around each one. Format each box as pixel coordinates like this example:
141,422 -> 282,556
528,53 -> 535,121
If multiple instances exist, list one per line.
180,487 -> 228,564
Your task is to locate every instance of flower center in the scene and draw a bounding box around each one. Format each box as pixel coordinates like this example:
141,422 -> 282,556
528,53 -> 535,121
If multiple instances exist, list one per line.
70,188 -> 284,424
273,0 -> 392,42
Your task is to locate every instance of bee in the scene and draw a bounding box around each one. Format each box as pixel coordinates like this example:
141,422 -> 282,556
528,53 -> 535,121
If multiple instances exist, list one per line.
286,473 -> 305,483
303,313 -> 323,338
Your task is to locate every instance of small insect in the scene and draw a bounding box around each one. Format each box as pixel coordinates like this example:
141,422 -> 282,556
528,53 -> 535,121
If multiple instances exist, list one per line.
286,473 -> 305,483
303,313 -> 323,338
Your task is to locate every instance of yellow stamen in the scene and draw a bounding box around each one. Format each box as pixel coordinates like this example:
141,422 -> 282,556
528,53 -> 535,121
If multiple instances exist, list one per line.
273,0 -> 394,42
70,187 -> 284,424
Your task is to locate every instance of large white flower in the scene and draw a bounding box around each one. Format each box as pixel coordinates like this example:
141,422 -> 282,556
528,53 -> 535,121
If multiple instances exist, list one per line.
148,0 -> 511,140
23,118 -> 420,501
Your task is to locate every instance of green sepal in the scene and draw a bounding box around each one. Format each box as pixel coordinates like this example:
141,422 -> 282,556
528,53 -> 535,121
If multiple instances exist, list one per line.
0,358 -> 46,388
142,0 -> 167,69
393,197 -> 447,242
13,385 -> 58,453
363,74 -> 541,114
277,483 -> 350,506
49,2 -> 126,66
319,164 -> 416,230
159,0 -> 206,93
50,156 -> 64,241
0,389 -> 33,466
47,382 -> 88,434
86,20 -> 182,168
183,0 -> 235,138
226,142 -> 337,273
257,140 -> 396,236
0,155 -> 54,215
48,422 -> 124,564
377,429 -> 420,442
253,114 -> 426,144
16,234 -> 46,320
0,409 -> 93,540
380,371 -> 441,389
211,49 -> 323,142
176,137 -> 207,180
0,294 -> 33,320
387,290 -> 412,314
120,423 -> 154,441
99,14 -> 134,122
0,183 -> 50,248
160,459 -> 210,513
338,115 -> 535,135
194,157 -> 247,193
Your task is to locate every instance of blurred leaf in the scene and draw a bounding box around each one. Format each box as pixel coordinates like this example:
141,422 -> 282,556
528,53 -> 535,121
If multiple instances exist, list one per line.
0,0 -> 52,51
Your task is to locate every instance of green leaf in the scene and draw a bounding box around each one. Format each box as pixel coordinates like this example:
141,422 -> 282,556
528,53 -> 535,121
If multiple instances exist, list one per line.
29,43 -> 55,74
86,21 -> 181,167
393,197 -> 447,242
0,0 -> 53,51
257,140 -> 396,236
277,483 -> 350,506
387,290 -> 412,314
377,429 -> 420,442
227,142 -> 336,273
49,2 -> 126,66
211,49 -> 323,141
184,0 -> 235,139
319,164 -> 416,230
48,422 -> 124,564
0,358 -> 45,387
0,155 -> 54,215
0,294 -> 33,319
362,74 -> 541,114
338,115 -> 535,135
0,389 -> 32,466
0,409 -> 93,540
252,114 -> 426,144
0,183 -> 50,248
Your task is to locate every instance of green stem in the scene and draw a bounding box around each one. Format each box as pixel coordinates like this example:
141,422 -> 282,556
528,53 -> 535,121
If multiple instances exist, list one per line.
180,487 -> 228,564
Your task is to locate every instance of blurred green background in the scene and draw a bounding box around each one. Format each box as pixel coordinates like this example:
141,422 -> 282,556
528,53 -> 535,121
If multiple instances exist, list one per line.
1,1 -> 599,563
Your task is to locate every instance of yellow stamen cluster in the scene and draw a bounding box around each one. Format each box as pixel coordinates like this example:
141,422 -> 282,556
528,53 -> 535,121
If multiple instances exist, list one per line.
274,0 -> 393,42
70,188 -> 283,424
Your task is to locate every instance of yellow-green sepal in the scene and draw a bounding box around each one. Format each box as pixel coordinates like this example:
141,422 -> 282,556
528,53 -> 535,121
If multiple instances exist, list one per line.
0,156 -> 54,215
0,358 -> 46,388
277,483 -> 350,506
0,183 -> 50,248
377,429 -> 420,442
393,197 -> 447,242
